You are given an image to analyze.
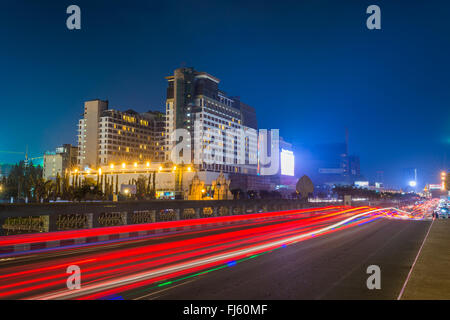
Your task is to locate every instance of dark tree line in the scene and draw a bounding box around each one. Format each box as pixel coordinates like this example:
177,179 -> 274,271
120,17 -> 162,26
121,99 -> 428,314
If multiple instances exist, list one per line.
230,189 -> 285,200
332,185 -> 419,201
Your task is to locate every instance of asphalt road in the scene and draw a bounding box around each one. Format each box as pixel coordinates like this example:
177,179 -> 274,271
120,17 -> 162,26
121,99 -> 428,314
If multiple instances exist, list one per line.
0,206 -> 430,300
126,218 -> 431,300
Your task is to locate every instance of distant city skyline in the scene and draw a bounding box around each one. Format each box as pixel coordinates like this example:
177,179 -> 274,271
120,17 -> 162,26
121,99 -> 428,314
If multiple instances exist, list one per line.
1,1 -> 449,188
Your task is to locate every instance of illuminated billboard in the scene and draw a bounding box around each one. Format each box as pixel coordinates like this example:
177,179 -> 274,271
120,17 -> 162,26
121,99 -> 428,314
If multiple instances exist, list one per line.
280,149 -> 295,176
355,181 -> 369,187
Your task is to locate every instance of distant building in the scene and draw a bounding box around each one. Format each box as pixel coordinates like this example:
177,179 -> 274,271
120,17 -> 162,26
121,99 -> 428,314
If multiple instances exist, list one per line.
298,142 -> 362,187
77,99 -> 165,170
0,164 -> 14,179
346,155 -> 361,177
402,168 -> 417,191
43,144 -> 78,180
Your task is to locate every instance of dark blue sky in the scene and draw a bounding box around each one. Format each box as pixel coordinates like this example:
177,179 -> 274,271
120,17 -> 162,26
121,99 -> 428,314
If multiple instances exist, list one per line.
1,0 -> 449,188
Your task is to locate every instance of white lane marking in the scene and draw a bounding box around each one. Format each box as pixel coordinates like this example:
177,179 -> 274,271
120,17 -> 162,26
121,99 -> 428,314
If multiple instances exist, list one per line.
397,218 -> 434,300
134,279 -> 198,300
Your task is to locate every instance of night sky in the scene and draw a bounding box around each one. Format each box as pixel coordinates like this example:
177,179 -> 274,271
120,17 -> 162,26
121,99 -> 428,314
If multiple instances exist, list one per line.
1,0 -> 449,188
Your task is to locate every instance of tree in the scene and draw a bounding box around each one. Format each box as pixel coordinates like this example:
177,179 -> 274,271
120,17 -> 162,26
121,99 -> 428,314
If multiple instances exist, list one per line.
147,172 -> 151,195
55,172 -> 61,197
31,177 -> 53,202
247,190 -> 257,200
259,190 -> 270,199
231,188 -> 242,200
152,171 -> 156,198
136,175 -> 147,200
1,161 -> 43,202
296,175 -> 314,201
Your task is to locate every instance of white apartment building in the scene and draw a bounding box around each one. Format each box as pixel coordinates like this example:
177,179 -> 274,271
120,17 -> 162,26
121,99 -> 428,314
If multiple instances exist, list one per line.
77,100 -> 165,170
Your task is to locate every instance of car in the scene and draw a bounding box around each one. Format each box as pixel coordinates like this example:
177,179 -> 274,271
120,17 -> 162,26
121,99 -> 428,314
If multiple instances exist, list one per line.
439,207 -> 449,218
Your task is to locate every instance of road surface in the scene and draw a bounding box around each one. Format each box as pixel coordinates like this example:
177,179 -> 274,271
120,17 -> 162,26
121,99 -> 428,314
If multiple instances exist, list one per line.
0,205 -> 429,300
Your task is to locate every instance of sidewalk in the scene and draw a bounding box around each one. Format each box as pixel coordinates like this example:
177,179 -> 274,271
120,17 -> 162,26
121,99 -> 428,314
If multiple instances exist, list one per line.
401,220 -> 450,299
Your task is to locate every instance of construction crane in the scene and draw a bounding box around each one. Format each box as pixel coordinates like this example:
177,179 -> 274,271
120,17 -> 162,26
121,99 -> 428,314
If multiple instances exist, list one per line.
0,150 -> 24,155
0,149 -> 43,166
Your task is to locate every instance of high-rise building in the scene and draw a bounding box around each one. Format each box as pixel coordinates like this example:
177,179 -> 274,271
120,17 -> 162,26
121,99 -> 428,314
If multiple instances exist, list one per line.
77,99 -> 165,170
43,144 -> 78,180
346,155 -> 361,177
165,67 -> 258,174
298,142 -> 362,187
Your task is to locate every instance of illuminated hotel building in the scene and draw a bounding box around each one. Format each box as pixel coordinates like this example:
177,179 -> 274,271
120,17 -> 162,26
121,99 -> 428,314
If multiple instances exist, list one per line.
165,67 -> 258,174
77,99 -> 165,170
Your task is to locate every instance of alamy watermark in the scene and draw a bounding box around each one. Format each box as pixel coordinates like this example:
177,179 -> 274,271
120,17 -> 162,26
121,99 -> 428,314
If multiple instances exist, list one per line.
66,5 -> 81,30
65,5 -> 380,31
366,265 -> 381,290
66,265 -> 81,290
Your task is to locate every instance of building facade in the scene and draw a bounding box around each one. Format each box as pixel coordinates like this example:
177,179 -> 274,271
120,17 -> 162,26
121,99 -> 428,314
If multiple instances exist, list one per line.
165,67 -> 258,175
77,100 -> 165,170
43,144 -> 78,180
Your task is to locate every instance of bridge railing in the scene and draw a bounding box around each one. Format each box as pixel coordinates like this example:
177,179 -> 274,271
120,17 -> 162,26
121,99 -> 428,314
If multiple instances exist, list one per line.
0,199 -> 340,236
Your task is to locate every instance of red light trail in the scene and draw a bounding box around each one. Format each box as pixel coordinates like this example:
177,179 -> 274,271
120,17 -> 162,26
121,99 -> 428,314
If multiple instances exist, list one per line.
0,205 -> 424,300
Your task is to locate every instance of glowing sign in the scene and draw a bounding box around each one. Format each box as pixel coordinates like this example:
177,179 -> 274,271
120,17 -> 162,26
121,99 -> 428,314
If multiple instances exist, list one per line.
355,181 -> 369,187
280,149 -> 294,176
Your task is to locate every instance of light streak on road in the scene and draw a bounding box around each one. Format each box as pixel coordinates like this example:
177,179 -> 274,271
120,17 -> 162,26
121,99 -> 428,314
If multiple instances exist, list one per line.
0,205 -> 424,300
